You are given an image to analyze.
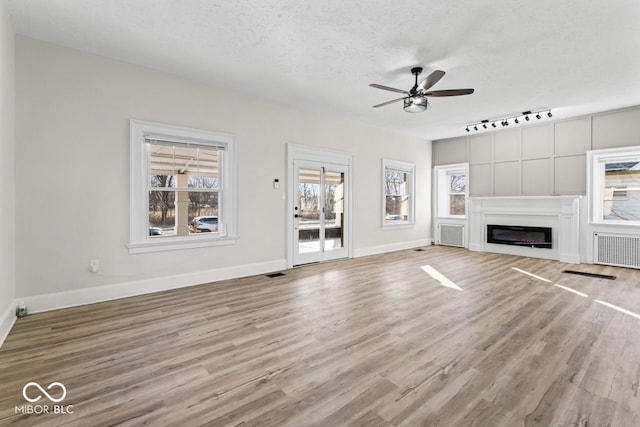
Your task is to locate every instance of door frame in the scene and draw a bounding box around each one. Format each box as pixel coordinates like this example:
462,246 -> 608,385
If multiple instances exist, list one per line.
286,143 -> 353,268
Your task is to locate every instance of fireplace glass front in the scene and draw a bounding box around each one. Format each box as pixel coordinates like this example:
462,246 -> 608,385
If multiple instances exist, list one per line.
487,224 -> 552,249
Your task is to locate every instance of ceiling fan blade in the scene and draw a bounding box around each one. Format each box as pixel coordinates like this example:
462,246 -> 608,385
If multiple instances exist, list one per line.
424,88 -> 475,97
418,70 -> 445,92
373,97 -> 407,108
369,83 -> 410,95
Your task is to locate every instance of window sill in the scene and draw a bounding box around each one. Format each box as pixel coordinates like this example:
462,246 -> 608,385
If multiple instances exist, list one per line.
128,235 -> 237,254
590,221 -> 640,228
382,222 -> 415,230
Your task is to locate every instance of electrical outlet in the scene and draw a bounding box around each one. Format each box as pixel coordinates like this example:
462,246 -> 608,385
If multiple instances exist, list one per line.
90,259 -> 99,273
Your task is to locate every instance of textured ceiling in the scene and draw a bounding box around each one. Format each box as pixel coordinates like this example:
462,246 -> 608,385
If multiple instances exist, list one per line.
6,0 -> 640,140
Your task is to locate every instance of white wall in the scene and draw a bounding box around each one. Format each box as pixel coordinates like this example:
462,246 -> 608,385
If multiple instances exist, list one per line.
0,1 -> 16,342
14,37 -> 431,309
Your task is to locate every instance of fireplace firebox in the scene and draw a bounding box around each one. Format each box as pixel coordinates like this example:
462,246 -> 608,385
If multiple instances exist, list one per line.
487,224 -> 552,249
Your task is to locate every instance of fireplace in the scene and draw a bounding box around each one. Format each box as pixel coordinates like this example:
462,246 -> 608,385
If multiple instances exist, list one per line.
487,224 -> 552,249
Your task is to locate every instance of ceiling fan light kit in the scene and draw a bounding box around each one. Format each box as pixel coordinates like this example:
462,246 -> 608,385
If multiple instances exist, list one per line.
466,109 -> 552,133
404,96 -> 428,113
370,67 -> 474,112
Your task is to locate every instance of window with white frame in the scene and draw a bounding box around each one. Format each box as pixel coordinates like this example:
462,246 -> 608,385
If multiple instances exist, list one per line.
382,159 -> 415,227
129,120 -> 237,253
435,164 -> 468,217
588,146 -> 640,225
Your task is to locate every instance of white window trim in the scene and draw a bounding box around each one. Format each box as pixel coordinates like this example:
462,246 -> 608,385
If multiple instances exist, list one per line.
382,158 -> 416,229
129,119 -> 237,254
587,145 -> 640,227
434,163 -> 469,219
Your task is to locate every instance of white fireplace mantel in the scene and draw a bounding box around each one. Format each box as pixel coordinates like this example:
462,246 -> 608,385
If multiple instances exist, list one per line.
468,196 -> 582,263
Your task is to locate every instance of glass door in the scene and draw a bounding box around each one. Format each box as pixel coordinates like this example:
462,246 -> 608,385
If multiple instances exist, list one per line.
293,161 -> 348,265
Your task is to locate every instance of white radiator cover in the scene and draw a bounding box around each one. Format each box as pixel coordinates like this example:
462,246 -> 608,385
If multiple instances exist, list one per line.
439,224 -> 465,247
594,233 -> 640,269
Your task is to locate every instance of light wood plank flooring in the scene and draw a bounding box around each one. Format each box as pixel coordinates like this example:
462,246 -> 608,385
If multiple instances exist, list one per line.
1,246 -> 640,426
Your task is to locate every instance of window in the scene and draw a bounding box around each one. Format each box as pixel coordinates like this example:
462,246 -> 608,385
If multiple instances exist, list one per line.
588,146 -> 640,225
382,159 -> 415,227
435,164 -> 468,217
129,120 -> 237,253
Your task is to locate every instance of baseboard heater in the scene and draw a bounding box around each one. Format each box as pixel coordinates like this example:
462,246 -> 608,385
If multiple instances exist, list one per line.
438,224 -> 465,247
594,233 -> 640,269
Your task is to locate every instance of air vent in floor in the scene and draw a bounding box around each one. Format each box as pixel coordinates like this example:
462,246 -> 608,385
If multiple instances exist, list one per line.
562,270 -> 616,280
265,272 -> 285,278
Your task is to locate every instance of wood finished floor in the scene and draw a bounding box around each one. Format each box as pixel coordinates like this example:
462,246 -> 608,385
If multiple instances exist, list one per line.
1,246 -> 640,426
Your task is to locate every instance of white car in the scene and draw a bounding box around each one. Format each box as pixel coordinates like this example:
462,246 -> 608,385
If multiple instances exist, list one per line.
190,216 -> 218,233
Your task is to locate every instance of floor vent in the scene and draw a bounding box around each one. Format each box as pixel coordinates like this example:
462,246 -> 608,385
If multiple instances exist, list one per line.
562,270 -> 616,280
594,233 -> 640,269
438,224 -> 465,247
265,272 -> 285,278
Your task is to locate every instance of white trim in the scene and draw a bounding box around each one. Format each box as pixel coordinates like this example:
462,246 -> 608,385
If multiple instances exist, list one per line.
434,163 -> 469,247
587,145 -> 640,226
0,302 -> 17,348
128,235 -> 236,253
19,259 -> 286,314
129,119 -> 238,254
286,144 -> 354,268
354,239 -> 429,258
382,158 -> 416,228
467,196 -> 582,263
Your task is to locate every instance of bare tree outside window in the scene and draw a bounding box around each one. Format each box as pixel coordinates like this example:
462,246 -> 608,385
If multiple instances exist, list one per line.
449,173 -> 466,216
385,170 -> 409,221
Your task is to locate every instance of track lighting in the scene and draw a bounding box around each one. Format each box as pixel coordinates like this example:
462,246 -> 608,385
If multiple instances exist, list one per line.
464,109 -> 552,133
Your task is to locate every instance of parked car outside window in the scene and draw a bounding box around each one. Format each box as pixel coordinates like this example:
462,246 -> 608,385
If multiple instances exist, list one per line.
190,216 -> 218,233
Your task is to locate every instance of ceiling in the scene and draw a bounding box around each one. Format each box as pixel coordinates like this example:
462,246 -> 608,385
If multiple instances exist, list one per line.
6,0 -> 640,140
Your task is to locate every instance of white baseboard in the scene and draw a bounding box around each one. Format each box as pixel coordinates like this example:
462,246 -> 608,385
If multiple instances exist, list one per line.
0,301 -> 17,348
354,239 -> 430,258
560,253 -> 581,264
468,243 -> 484,252
20,259 -> 287,314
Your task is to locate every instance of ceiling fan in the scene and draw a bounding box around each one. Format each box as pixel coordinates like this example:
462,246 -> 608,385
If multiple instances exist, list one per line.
370,67 -> 474,112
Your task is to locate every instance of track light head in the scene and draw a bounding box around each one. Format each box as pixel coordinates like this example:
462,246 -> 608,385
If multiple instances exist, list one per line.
525,115 -> 530,121
466,127 -> 470,132
535,113 -> 541,119
547,111 -> 553,118
514,118 -> 519,124
492,122 -> 496,128
474,125 -> 478,131
483,124 -> 487,129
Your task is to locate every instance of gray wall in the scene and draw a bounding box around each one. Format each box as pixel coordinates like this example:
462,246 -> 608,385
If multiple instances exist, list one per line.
433,106 -> 640,196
